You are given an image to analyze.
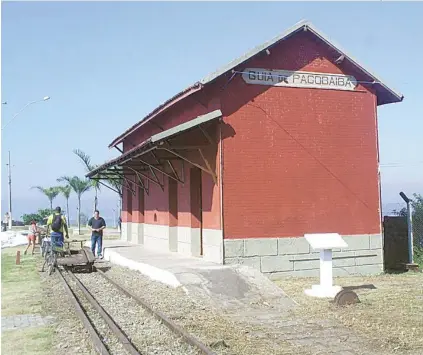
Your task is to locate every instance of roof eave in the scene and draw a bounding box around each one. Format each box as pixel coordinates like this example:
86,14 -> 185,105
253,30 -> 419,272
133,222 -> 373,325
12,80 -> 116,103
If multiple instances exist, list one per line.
107,20 -> 311,149
109,19 -> 404,148
108,83 -> 203,148
303,24 -> 404,104
89,110 -> 223,178
377,92 -> 404,106
199,19 -> 309,86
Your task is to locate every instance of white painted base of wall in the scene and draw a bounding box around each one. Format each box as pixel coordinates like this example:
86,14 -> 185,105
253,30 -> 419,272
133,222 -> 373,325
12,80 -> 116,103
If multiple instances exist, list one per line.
124,222 -> 223,263
144,223 -> 169,251
203,229 -> 224,264
121,222 -> 129,242
176,226 -> 192,256
130,223 -> 144,244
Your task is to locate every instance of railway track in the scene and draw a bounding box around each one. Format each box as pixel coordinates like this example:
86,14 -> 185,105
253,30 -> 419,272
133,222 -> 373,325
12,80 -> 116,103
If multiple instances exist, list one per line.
57,267 -> 216,355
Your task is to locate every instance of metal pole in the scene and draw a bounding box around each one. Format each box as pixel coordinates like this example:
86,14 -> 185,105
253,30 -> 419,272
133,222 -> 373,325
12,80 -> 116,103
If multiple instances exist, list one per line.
8,151 -> 12,230
399,192 -> 414,264
1,97 -> 50,131
407,201 -> 414,264
2,97 -> 50,230
112,209 -> 116,228
117,200 -> 121,234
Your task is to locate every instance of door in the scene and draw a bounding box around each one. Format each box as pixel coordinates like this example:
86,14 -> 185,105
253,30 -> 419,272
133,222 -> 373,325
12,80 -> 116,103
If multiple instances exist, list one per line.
190,167 -> 203,256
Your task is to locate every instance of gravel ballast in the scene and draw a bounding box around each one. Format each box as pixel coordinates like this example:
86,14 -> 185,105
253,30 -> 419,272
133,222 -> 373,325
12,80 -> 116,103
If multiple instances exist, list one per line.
75,271 -> 200,355
40,268 -> 94,355
62,271 -> 130,355
102,264 -> 297,355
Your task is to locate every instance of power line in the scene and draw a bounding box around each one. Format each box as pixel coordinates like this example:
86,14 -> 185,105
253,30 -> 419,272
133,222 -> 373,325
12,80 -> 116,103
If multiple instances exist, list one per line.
380,161 -> 423,168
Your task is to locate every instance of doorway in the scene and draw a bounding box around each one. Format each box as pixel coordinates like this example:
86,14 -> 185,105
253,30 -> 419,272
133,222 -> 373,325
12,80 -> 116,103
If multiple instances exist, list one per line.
190,167 -> 203,256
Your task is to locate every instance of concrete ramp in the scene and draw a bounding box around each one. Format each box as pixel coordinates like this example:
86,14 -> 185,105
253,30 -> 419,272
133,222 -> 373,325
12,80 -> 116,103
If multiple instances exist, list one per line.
182,265 -> 295,310
95,240 -> 295,311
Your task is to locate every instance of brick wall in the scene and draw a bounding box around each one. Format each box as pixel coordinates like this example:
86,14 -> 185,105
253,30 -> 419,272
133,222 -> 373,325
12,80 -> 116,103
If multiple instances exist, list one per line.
220,31 -> 381,239
121,184 -> 132,223
121,108 -> 222,232
121,30 -> 382,246
144,178 -> 170,225
123,96 -> 220,152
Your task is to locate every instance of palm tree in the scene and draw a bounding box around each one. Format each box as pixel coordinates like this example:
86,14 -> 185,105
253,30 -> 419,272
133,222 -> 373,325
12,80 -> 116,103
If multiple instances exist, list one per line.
31,186 -> 60,210
73,149 -> 123,222
73,149 -> 100,212
106,177 -> 123,201
58,185 -> 72,226
57,176 -> 92,235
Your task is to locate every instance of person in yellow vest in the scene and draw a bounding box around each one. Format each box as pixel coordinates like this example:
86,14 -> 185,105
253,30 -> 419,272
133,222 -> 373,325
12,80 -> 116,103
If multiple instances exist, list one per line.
46,207 -> 69,250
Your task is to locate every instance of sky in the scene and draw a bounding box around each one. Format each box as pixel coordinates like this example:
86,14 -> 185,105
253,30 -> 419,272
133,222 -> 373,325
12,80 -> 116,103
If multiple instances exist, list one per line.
1,1 -> 423,222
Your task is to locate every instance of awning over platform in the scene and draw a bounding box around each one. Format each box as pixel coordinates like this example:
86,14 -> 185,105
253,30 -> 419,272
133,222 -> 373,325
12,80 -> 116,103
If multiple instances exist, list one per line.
87,110 -> 223,195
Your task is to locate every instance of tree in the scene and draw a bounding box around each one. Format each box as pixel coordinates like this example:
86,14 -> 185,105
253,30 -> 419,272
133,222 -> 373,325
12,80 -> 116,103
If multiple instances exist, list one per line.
22,208 -> 53,225
31,186 -> 60,210
57,176 -> 92,235
73,148 -> 123,210
410,194 -> 423,248
38,208 -> 53,220
73,149 -> 100,212
80,213 -> 88,226
22,213 -> 42,225
58,185 -> 72,226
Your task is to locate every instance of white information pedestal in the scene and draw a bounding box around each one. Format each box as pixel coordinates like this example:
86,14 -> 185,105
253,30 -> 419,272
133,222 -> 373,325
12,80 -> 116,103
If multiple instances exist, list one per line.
304,233 -> 348,298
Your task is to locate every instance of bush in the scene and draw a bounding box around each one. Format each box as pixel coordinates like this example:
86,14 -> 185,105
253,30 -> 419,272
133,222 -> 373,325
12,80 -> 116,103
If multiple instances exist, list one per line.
414,247 -> 423,267
22,209 -> 53,225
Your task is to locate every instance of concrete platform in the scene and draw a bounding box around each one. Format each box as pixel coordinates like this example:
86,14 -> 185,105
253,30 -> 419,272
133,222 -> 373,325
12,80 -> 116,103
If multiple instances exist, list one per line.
88,240 -> 295,310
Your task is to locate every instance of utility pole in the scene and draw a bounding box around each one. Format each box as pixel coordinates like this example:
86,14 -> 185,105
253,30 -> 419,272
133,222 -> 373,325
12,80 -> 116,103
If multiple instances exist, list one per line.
7,151 -> 12,230
114,209 -> 117,228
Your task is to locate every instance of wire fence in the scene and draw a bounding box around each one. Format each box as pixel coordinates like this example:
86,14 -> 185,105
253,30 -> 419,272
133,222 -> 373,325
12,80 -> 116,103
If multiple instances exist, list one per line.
412,206 -> 423,251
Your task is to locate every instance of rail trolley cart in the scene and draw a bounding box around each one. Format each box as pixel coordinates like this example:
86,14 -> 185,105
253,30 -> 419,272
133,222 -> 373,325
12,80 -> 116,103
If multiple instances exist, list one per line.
56,242 -> 96,273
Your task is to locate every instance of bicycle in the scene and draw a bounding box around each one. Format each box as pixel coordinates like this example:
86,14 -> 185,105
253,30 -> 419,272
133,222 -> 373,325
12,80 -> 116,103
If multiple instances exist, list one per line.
42,237 -> 66,275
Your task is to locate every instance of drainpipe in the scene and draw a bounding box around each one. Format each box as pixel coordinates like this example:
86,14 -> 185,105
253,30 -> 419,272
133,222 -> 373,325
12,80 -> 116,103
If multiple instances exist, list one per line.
219,123 -> 224,264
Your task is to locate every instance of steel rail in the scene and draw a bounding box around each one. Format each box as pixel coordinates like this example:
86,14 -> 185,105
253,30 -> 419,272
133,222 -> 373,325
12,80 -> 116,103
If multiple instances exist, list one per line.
65,270 -> 142,355
95,267 -> 216,355
57,269 -> 110,355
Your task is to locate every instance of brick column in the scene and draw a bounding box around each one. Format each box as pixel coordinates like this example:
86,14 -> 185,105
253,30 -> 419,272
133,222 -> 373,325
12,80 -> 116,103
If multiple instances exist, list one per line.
121,185 -> 132,242
131,185 -> 145,244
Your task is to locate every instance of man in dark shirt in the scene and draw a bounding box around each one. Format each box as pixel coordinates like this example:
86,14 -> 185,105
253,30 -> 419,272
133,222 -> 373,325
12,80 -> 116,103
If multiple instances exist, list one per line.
88,210 -> 106,259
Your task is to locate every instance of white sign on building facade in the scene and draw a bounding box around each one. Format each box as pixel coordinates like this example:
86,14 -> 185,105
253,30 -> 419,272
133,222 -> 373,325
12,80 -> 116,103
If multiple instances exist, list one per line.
242,68 -> 358,91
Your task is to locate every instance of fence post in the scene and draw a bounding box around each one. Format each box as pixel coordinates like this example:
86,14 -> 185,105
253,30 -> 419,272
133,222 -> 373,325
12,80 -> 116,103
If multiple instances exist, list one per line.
399,192 -> 415,264
407,202 -> 414,264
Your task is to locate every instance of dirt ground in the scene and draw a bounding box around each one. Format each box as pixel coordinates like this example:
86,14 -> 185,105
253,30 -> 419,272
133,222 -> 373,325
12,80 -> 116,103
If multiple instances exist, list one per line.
274,272 -> 423,354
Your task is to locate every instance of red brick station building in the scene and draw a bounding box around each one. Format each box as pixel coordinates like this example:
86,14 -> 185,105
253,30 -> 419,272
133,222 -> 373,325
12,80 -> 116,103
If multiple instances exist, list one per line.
88,20 -> 403,277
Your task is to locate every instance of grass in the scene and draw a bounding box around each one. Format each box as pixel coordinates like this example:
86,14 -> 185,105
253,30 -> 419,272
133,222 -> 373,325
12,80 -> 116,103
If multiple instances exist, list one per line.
275,272 -> 423,353
1,246 -> 54,354
1,247 -> 44,316
1,326 -> 54,355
